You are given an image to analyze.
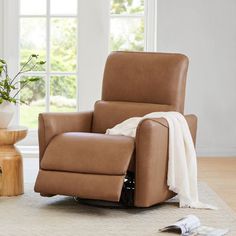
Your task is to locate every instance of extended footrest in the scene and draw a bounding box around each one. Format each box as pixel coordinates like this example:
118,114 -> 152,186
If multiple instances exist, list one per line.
75,172 -> 135,208
35,170 -> 125,202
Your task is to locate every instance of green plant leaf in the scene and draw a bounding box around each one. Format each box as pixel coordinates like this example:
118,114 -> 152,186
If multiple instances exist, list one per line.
39,61 -> 46,65
20,99 -> 29,105
1,54 -> 44,103
28,77 -> 41,82
10,85 -> 16,90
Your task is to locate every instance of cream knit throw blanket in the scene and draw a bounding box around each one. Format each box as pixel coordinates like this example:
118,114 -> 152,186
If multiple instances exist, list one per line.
106,112 -> 216,209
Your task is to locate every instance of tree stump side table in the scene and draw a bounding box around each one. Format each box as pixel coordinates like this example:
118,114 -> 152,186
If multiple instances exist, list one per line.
0,126 -> 27,196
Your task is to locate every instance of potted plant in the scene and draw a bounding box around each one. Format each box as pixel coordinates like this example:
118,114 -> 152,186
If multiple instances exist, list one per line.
0,54 -> 46,128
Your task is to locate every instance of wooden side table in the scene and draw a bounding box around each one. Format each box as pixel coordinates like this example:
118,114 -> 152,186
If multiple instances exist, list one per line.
0,126 -> 27,196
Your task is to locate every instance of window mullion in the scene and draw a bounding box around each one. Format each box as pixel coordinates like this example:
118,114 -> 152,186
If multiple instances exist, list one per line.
46,0 -> 50,112
145,0 -> 157,52
76,0 -> 79,111
110,14 -> 144,18
23,72 -> 76,76
20,14 -> 77,18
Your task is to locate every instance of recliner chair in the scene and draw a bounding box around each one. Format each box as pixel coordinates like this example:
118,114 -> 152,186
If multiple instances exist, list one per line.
34,51 -> 197,207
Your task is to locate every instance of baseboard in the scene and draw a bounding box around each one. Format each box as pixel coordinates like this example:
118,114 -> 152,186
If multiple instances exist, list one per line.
17,145 -> 39,158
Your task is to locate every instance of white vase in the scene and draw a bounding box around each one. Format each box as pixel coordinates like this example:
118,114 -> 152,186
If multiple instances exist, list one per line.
0,101 -> 15,129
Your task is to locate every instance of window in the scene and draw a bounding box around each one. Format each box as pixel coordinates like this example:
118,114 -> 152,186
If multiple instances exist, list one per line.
110,0 -> 145,51
19,0 -> 78,129
3,0 -> 156,150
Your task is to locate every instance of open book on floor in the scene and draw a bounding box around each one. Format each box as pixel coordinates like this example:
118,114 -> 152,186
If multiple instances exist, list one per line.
159,215 -> 229,236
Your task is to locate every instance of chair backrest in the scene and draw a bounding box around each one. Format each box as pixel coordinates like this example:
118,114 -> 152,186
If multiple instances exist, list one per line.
92,51 -> 189,133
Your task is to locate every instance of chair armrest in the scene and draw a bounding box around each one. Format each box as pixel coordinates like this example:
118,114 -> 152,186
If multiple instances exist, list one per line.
38,111 -> 93,162
134,114 -> 197,207
135,117 -> 172,207
142,114 -> 197,145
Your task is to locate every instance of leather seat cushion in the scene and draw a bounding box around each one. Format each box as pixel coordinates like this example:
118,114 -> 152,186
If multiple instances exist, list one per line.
41,132 -> 134,175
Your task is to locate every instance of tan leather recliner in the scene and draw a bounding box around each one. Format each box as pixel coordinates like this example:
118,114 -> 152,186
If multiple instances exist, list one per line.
34,51 -> 197,208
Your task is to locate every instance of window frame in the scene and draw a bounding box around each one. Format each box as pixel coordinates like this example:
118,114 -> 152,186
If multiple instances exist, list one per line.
109,0 -> 157,52
2,0 -> 80,150
2,0 -> 156,153
19,0 -> 79,120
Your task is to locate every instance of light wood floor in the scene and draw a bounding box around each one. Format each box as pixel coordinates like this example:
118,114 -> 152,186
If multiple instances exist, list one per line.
198,157 -> 236,211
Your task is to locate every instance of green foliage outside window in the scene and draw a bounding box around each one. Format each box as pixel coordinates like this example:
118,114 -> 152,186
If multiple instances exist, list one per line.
111,0 -> 144,14
110,0 -> 145,51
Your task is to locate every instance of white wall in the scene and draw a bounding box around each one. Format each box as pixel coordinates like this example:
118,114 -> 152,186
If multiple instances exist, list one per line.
156,0 -> 236,156
0,0 -> 3,57
1,0 -> 19,127
78,0 -> 110,111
